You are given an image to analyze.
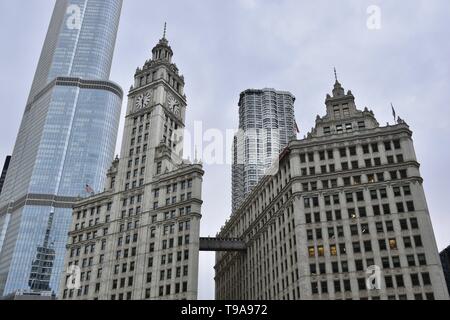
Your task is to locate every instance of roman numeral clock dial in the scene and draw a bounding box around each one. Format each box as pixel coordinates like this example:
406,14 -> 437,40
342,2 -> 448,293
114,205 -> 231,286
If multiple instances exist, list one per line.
135,90 -> 152,110
167,93 -> 181,118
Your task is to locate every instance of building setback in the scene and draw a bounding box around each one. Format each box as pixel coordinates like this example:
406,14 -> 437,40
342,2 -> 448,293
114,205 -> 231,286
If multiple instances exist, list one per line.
0,0 -> 123,296
216,79 -> 449,300
232,89 -> 296,213
60,30 -> 204,300
0,156 -> 11,195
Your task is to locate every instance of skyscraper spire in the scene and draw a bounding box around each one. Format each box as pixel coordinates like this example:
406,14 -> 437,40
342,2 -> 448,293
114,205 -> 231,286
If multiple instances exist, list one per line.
334,67 -> 338,82
163,22 -> 167,39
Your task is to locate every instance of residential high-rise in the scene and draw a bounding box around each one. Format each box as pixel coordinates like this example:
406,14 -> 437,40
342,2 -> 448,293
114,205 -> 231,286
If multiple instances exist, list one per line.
0,156 -> 11,195
216,79 -> 449,300
0,0 -> 123,296
232,89 -> 296,213
60,29 -> 204,300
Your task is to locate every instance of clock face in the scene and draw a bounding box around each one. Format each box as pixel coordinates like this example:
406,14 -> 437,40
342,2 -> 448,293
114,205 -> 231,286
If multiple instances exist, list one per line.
167,93 -> 176,111
166,92 -> 182,119
173,105 -> 181,117
135,91 -> 152,109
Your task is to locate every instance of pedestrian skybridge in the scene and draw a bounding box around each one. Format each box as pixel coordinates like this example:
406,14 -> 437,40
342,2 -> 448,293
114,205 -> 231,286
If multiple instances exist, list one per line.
199,237 -> 246,252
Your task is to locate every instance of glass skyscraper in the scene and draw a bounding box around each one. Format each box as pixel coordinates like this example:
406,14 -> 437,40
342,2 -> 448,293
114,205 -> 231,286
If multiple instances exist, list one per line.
0,0 -> 123,296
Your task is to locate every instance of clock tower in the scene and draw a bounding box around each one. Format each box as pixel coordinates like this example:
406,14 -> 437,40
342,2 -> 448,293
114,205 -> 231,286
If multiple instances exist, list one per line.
119,26 -> 189,186
60,26 -> 204,300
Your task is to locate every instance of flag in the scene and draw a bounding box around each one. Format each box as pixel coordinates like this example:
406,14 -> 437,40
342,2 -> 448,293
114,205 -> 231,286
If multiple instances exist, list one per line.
294,120 -> 300,134
85,184 -> 94,194
391,103 -> 396,120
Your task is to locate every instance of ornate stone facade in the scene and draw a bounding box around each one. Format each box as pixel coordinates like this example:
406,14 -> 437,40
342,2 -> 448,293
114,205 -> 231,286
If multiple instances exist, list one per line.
60,30 -> 204,300
216,80 -> 449,300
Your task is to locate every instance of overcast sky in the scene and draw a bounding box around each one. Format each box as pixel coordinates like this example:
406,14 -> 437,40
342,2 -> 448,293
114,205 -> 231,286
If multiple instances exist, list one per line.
1,0 -> 450,300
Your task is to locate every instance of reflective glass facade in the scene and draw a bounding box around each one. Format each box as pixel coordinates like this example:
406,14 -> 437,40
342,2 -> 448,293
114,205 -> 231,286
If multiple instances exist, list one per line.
0,0 -> 123,296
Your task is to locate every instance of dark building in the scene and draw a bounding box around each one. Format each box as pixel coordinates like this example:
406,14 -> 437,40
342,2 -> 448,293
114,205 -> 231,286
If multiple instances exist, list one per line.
0,156 -> 11,195
440,246 -> 450,296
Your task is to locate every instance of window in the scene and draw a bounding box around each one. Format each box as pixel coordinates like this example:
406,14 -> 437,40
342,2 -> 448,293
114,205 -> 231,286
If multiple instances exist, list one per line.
350,225 -> 358,236
385,276 -> 394,288
410,274 -> 420,287
353,242 -> 361,253
418,254 -> 427,266
384,141 -> 392,151
332,262 -> 339,273
321,281 -> 328,294
305,214 -> 311,224
392,256 -> 401,268
410,218 -> 419,229
346,193 -> 354,203
399,169 -> 407,179
318,246 -> 325,257
345,123 -> 352,131
334,280 -> 341,293
361,224 -> 369,234
330,245 -> 337,256
364,240 -> 372,252
376,222 -> 384,233
343,280 -> 351,292
337,226 -> 344,237
422,273 -> 431,286
378,239 -> 387,251
311,282 -> 319,294
310,264 -> 317,275
327,150 -> 334,159
382,257 -> 390,268
389,238 -> 397,250
395,275 -> 404,288
373,205 -> 381,216
414,235 -> 423,247
407,255 -> 416,267
358,278 -> 366,291
400,219 -> 408,230
370,190 -> 378,200
403,185 -> 411,196
359,207 -> 367,217
386,221 -> 394,232
403,236 -> 412,248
